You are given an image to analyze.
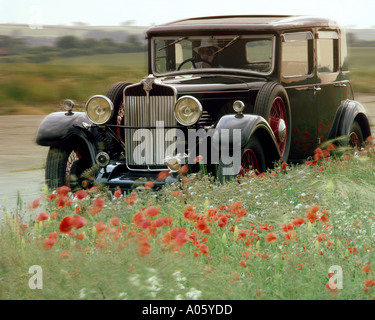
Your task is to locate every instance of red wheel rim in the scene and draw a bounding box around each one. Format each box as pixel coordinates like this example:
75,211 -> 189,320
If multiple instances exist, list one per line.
65,150 -> 80,186
239,149 -> 259,176
116,102 -> 125,143
349,132 -> 361,149
269,97 -> 287,156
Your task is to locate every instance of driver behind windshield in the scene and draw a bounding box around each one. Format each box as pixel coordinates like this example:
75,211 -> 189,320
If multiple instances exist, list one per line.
194,39 -> 221,68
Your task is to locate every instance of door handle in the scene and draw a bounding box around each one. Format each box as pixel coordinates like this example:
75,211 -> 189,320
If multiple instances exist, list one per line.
334,83 -> 347,87
308,86 -> 321,92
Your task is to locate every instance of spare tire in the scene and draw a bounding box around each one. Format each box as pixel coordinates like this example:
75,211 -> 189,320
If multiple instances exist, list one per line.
254,82 -> 291,162
105,81 -> 131,141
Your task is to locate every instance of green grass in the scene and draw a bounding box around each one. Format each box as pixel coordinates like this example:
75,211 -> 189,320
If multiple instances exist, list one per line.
348,47 -> 375,93
0,55 -> 147,114
1,144 -> 375,300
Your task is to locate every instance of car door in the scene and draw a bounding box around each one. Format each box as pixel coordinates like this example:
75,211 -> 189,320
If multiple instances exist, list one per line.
280,31 -> 318,161
315,30 -> 349,144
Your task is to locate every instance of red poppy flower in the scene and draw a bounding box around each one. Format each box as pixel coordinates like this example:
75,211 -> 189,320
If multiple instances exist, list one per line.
132,211 -> 146,227
59,250 -> 72,259
36,211 -> 49,222
239,260 -> 247,268
172,191 -> 181,197
362,264 -> 371,273
266,232 -> 277,243
199,244 -> 209,255
157,170 -> 170,181
110,217 -> 120,226
139,241 -> 151,255
144,206 -> 160,218
195,155 -> 204,163
72,215 -> 87,229
75,190 -> 88,200
113,189 -> 122,198
178,165 -> 189,175
291,217 -> 305,227
326,144 -> 336,152
365,278 -> 375,287
95,221 -> 106,234
75,232 -> 84,240
259,223 -> 273,231
126,193 -> 138,205
94,197 -> 105,208
306,205 -> 321,223
57,186 -> 71,197
218,216 -> 228,227
42,232 -> 59,250
316,233 -> 327,242
280,223 -> 294,233
31,198 -> 40,209
145,181 -> 154,190
59,216 -> 74,233
281,162 -> 288,170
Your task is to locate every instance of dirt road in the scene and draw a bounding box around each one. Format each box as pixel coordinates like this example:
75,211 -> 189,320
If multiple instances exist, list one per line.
1,94 -> 375,211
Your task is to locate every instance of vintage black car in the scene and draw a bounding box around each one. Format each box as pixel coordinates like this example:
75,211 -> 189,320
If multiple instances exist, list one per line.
36,15 -> 371,191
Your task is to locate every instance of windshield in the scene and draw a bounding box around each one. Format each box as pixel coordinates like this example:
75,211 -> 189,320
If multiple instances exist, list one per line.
152,35 -> 274,75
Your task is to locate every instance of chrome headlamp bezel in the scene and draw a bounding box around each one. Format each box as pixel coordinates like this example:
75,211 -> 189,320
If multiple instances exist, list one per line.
174,95 -> 203,126
85,95 -> 114,125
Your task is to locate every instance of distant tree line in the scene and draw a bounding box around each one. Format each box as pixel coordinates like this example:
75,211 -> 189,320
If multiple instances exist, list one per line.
346,32 -> 375,47
0,34 -> 146,63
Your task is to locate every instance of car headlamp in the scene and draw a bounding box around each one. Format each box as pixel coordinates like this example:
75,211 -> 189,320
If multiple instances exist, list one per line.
86,95 -> 114,125
174,96 -> 202,126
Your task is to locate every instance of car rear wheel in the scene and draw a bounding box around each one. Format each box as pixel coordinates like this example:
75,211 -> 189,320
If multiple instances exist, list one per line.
348,120 -> 364,149
45,143 -> 94,191
254,82 -> 291,161
218,136 -> 266,183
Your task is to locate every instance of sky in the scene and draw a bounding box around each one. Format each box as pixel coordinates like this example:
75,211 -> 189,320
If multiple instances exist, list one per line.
0,0 -> 374,29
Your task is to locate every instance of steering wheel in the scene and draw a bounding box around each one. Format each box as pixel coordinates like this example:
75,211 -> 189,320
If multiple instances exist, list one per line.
177,58 -> 213,70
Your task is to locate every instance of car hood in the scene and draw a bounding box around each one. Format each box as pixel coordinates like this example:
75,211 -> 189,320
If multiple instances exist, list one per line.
159,74 -> 267,95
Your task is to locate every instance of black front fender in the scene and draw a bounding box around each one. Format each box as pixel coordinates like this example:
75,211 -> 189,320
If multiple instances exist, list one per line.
212,114 -> 281,167
36,112 -> 94,147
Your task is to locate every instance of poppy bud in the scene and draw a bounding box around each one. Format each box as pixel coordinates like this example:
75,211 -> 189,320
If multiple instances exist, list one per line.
336,239 -> 342,250
222,233 -> 227,243
315,240 -> 320,250
256,240 -> 260,250
203,199 -> 210,210
307,221 -> 313,233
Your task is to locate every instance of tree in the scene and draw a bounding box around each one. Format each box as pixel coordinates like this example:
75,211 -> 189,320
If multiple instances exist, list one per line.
56,36 -> 80,49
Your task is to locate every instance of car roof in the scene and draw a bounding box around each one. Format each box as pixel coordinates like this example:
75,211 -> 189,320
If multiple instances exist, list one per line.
146,15 -> 340,37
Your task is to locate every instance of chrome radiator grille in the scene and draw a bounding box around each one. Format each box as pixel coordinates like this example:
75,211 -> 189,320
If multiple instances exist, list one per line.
124,79 -> 177,169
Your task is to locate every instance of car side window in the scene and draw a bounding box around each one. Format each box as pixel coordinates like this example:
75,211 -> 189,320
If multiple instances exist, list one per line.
317,31 -> 339,73
281,32 -> 313,77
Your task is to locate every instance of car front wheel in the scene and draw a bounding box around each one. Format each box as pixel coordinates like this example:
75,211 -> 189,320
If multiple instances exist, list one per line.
217,136 -> 266,183
45,144 -> 94,191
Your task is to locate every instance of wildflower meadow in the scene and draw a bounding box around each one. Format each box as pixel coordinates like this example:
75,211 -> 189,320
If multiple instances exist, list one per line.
1,138 -> 375,301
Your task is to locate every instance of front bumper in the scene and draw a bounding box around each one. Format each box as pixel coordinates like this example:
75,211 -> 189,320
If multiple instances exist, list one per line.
94,161 -> 179,190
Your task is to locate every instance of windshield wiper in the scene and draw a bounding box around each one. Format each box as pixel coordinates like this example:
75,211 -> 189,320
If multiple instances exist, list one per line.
216,36 -> 240,54
158,37 -> 187,51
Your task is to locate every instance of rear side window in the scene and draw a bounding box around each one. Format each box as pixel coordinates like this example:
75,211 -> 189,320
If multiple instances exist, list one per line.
281,32 -> 313,77
317,31 -> 339,73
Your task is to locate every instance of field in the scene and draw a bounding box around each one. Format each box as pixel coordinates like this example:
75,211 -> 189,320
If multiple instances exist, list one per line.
0,52 -> 147,115
0,47 -> 374,115
1,144 -> 375,300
